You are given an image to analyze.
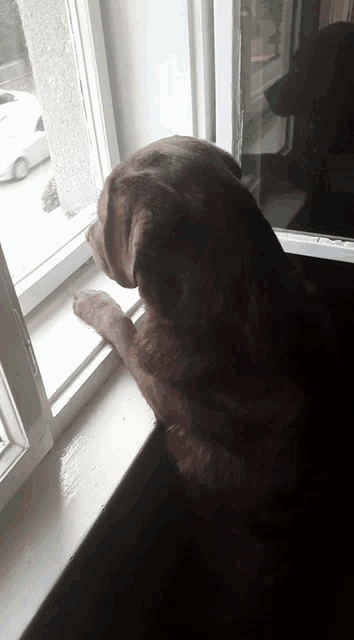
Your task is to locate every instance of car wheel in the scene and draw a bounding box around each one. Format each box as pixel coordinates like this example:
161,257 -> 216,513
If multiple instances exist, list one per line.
13,157 -> 29,180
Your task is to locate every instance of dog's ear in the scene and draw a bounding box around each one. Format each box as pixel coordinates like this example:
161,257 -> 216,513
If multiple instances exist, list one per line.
125,173 -> 231,326
98,169 -> 215,323
101,173 -> 145,288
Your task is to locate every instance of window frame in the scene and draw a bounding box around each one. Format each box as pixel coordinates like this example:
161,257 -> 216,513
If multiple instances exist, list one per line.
213,0 -> 243,161
187,0 -> 216,141
0,361 -> 30,485
0,245 -> 53,513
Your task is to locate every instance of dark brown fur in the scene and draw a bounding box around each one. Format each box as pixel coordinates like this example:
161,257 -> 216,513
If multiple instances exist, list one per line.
73,136 -> 341,632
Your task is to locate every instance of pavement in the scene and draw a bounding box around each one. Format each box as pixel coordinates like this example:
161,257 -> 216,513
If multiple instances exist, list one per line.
0,158 -> 80,283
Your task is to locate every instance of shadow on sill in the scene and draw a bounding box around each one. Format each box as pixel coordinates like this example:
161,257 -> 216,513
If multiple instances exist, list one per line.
20,422 -> 188,640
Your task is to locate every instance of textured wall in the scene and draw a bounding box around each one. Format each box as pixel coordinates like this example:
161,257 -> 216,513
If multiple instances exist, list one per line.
16,0 -> 97,214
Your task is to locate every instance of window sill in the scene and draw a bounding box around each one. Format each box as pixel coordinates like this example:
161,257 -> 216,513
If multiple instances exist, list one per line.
0,360 -> 156,640
275,229 -> 354,263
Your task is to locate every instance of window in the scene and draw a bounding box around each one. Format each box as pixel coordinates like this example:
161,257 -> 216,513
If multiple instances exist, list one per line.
215,0 -> 354,261
3,0 -> 354,513
0,0 -> 121,312
0,0 -> 195,512
241,0 -> 354,240
0,0 -> 129,511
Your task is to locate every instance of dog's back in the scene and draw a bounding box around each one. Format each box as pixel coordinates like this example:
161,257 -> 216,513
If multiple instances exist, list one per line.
162,336 -> 346,634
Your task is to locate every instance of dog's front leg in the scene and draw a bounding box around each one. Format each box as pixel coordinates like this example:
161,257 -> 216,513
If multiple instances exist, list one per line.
73,289 -> 164,420
73,289 -> 136,351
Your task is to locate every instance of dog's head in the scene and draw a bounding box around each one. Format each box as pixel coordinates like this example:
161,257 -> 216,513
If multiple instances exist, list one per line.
87,136 -> 301,333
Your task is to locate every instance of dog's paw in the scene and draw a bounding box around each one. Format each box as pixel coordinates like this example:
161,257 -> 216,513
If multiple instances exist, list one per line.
73,289 -> 125,340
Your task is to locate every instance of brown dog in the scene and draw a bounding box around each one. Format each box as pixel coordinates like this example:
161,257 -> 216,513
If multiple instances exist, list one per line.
73,135 -> 340,630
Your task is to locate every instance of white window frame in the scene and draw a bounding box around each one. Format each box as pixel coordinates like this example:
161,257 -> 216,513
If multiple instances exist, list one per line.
0,246 -> 53,513
0,362 -> 30,489
187,0 -> 216,141
213,0 -> 354,265
0,361 -> 52,514
13,0 -> 120,318
213,0 -> 242,161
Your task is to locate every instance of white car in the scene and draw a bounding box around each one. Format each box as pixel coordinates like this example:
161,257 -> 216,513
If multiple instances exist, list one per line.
0,90 -> 50,181
0,89 -> 39,117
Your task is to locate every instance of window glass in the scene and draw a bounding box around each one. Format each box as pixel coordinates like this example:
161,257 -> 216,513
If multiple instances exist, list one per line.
0,0 -> 98,284
240,0 -> 354,240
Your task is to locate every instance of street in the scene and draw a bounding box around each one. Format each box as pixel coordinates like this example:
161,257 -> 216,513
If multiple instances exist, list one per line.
0,156 -> 52,212
0,158 -> 78,282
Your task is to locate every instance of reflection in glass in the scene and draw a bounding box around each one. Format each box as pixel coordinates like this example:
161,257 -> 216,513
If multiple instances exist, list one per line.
240,2 -> 354,240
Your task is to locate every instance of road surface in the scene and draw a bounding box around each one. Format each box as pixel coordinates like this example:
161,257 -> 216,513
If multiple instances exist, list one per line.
0,158 -> 80,282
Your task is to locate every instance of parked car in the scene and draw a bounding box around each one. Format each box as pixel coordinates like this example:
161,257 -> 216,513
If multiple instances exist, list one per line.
0,89 -> 39,119
0,92 -> 50,181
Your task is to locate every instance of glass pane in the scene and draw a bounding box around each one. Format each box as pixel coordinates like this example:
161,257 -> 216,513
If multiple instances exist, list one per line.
0,0 -> 98,283
240,0 -> 354,240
